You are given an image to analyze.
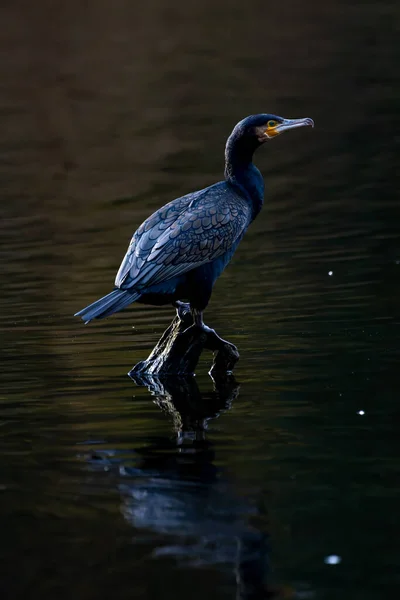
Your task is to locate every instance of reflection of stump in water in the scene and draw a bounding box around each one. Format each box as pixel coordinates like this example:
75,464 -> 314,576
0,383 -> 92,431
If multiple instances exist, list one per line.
130,370 -> 240,444
130,307 -> 239,376
128,372 -> 289,600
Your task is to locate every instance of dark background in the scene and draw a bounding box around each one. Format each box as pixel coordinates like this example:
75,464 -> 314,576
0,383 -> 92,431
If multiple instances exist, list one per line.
1,1 -> 399,599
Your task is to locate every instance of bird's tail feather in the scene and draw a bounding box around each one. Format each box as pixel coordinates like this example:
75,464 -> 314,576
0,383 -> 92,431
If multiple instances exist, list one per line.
74,289 -> 141,323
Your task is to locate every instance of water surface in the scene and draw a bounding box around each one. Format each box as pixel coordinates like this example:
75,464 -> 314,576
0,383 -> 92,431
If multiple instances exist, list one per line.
1,1 -> 399,598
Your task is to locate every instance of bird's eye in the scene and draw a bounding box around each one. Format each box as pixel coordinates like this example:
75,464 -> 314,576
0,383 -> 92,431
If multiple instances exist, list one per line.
267,120 -> 277,128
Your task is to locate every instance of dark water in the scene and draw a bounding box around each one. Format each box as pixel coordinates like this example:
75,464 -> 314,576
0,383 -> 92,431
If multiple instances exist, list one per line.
1,1 -> 399,598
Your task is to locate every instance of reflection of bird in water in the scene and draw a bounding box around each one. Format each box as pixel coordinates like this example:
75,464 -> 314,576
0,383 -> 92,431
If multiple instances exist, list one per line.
84,374 -> 301,599
75,114 -> 313,329
85,375 -> 259,596
124,374 -> 268,595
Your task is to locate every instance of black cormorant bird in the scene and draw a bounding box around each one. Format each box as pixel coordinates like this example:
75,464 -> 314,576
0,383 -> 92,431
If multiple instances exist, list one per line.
75,114 -> 314,329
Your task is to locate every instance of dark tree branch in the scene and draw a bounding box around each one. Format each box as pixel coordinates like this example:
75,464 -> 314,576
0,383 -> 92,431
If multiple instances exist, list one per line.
130,311 -> 239,376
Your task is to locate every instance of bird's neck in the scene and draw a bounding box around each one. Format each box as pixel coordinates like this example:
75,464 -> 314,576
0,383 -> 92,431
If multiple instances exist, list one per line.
224,135 -> 264,219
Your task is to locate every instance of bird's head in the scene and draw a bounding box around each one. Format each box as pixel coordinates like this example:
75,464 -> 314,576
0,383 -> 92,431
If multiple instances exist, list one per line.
231,113 -> 314,145
225,113 -> 314,185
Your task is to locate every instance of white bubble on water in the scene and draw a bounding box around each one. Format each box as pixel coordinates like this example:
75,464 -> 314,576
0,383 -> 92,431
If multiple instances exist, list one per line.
357,410 -> 365,415
324,555 -> 341,565
328,271 -> 333,276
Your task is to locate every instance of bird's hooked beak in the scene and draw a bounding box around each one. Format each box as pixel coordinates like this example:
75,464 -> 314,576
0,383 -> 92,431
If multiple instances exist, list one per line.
273,117 -> 314,135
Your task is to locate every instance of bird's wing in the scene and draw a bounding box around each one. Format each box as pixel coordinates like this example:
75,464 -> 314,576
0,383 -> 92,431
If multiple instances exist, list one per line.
115,190 -> 200,288
115,184 -> 250,290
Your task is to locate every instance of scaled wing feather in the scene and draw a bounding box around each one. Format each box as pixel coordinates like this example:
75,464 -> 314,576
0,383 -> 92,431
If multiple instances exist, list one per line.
115,184 -> 250,290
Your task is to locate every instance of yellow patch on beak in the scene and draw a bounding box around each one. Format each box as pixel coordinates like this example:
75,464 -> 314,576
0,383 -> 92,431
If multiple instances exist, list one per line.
265,125 -> 280,138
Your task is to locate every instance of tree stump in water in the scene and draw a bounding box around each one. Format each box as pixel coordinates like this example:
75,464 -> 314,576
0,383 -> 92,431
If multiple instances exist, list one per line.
130,307 -> 239,377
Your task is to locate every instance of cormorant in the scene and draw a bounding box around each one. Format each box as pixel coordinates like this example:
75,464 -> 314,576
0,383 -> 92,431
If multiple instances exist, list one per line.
75,114 -> 314,329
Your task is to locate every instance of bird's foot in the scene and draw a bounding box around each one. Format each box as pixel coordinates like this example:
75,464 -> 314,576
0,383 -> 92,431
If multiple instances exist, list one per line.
179,323 -> 210,343
174,301 -> 191,321
191,308 -> 206,328
182,305 -> 216,336
176,306 -> 233,354
180,308 -> 214,338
